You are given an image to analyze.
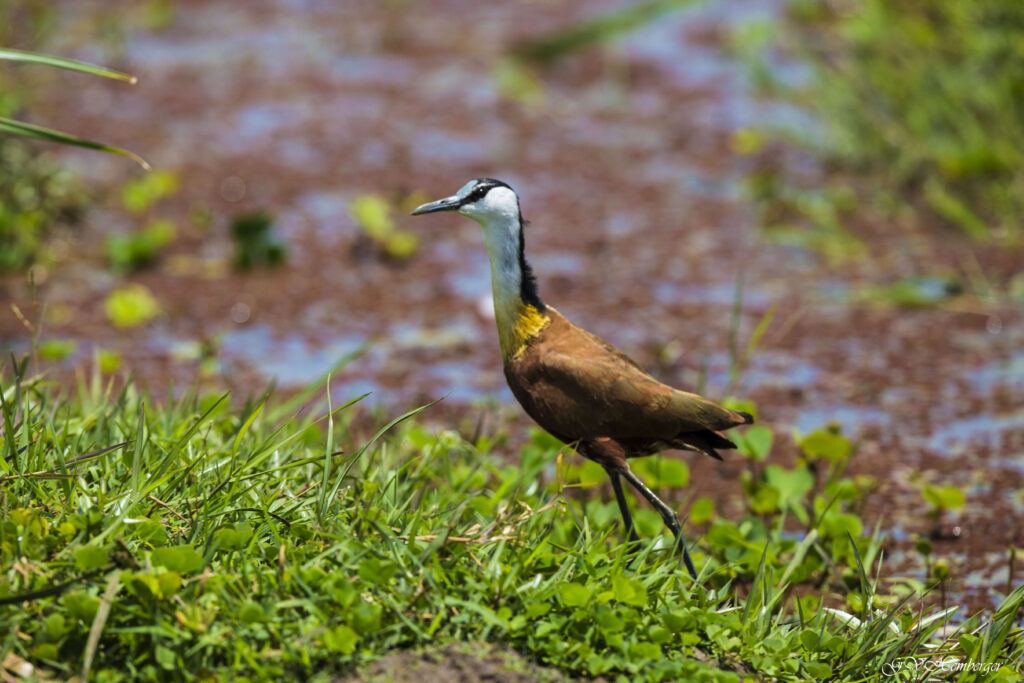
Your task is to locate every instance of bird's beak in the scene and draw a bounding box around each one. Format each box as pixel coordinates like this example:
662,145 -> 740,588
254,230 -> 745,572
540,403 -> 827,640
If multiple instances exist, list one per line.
410,195 -> 461,216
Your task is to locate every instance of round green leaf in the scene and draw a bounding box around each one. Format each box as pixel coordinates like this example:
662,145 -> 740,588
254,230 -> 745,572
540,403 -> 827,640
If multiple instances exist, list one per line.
557,582 -> 592,608
151,546 -> 204,574
74,546 -> 109,571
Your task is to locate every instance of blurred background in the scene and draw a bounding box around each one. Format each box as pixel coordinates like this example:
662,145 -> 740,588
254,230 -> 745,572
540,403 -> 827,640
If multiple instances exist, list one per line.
1,0 -> 1022,609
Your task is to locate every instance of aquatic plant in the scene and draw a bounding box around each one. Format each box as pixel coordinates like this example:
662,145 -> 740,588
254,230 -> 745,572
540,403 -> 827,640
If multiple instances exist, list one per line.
104,284 -> 161,329
350,194 -> 420,261
106,219 -> 176,273
230,211 -> 287,270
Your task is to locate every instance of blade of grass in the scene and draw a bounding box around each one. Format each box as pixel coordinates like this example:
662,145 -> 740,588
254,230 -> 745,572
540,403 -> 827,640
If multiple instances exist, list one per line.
316,375 -> 336,521
728,271 -> 745,386
0,117 -> 150,169
233,394 -> 267,455
82,572 -> 121,681
0,380 -> 18,474
324,398 -> 443,515
266,344 -> 368,422
847,531 -> 871,618
67,440 -> 131,465
513,0 -> 703,64
742,302 -> 777,369
778,528 -> 818,590
0,47 -> 137,82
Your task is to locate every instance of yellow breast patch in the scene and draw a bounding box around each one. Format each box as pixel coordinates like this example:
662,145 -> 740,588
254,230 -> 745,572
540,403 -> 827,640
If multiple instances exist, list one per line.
498,304 -> 550,361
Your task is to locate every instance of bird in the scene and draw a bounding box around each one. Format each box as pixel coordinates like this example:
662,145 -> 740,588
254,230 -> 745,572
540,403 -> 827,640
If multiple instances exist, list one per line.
411,178 -> 753,578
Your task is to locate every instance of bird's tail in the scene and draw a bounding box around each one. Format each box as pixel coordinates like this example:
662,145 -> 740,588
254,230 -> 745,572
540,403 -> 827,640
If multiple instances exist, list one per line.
734,410 -> 755,425
671,430 -> 738,461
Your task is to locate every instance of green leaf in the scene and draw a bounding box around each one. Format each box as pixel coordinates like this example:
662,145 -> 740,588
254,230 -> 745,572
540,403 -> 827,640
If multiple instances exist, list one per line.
105,284 -> 161,328
121,171 -> 179,214
557,582 -> 592,608
45,613 -> 68,639
74,546 -> 109,571
493,58 -> 547,108
128,519 -> 167,547
634,457 -> 688,488
649,626 -> 672,644
628,640 -> 662,661
661,610 -> 694,633
800,628 -> 821,652
739,425 -> 773,461
959,633 -> 980,657
805,662 -> 832,679
213,524 -> 253,551
690,497 -> 715,524
350,602 -> 382,633
0,117 -> 149,169
151,546 -> 204,574
157,571 -> 181,598
513,0 -> 698,65
0,47 -> 137,82
128,574 -> 159,601
592,606 -> 624,633
750,484 -> 781,514
230,211 -> 287,269
155,645 -> 177,670
820,512 -> 863,540
578,459 -> 607,487
106,219 -> 176,272
525,601 -> 551,619
611,575 -> 647,607
322,625 -> 359,654
383,231 -> 420,260
923,484 -> 966,510
350,195 -> 394,239
64,592 -> 100,622
38,339 -> 78,362
238,600 -> 264,624
358,558 -> 398,585
800,429 -> 851,461
657,459 -> 689,487
97,349 -> 123,374
722,397 -> 758,419
764,465 -> 814,505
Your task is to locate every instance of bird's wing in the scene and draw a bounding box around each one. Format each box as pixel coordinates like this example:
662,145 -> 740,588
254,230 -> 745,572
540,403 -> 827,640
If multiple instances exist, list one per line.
526,341 -> 747,441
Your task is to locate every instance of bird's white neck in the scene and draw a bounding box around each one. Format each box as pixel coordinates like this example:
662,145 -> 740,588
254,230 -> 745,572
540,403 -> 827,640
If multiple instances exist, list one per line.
472,210 -> 548,362
479,211 -> 523,314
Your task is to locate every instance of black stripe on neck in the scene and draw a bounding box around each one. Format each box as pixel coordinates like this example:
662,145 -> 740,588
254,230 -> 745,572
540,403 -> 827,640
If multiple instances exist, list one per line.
518,215 -> 545,311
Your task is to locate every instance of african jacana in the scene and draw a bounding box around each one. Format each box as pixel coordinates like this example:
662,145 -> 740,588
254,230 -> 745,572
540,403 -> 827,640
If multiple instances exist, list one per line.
412,178 -> 753,578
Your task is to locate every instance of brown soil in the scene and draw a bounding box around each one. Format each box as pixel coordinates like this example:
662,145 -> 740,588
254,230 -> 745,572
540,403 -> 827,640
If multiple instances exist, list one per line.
344,643 -> 588,683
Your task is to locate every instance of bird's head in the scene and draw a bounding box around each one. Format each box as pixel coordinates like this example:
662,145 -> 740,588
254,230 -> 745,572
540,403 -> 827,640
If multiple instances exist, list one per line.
411,178 -> 520,226
410,177 -> 545,316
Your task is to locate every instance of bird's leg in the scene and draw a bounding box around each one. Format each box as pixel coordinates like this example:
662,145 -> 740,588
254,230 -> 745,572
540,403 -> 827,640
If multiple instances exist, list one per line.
606,468 -> 641,551
620,469 -> 698,579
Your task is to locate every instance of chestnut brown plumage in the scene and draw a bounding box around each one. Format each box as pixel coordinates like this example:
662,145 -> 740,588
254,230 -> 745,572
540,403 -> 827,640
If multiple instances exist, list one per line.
412,178 -> 753,578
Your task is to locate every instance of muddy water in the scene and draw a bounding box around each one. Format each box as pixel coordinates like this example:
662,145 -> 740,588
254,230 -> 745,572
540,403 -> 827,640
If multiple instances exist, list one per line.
2,0 -> 1022,611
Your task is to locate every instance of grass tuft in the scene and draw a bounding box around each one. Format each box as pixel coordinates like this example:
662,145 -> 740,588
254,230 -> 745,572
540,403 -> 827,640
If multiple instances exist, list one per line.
0,362 -> 1020,681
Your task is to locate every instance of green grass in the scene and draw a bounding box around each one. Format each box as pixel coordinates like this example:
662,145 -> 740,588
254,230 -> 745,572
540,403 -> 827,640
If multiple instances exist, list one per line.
1,360 -> 1021,682
740,0 -> 1024,245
